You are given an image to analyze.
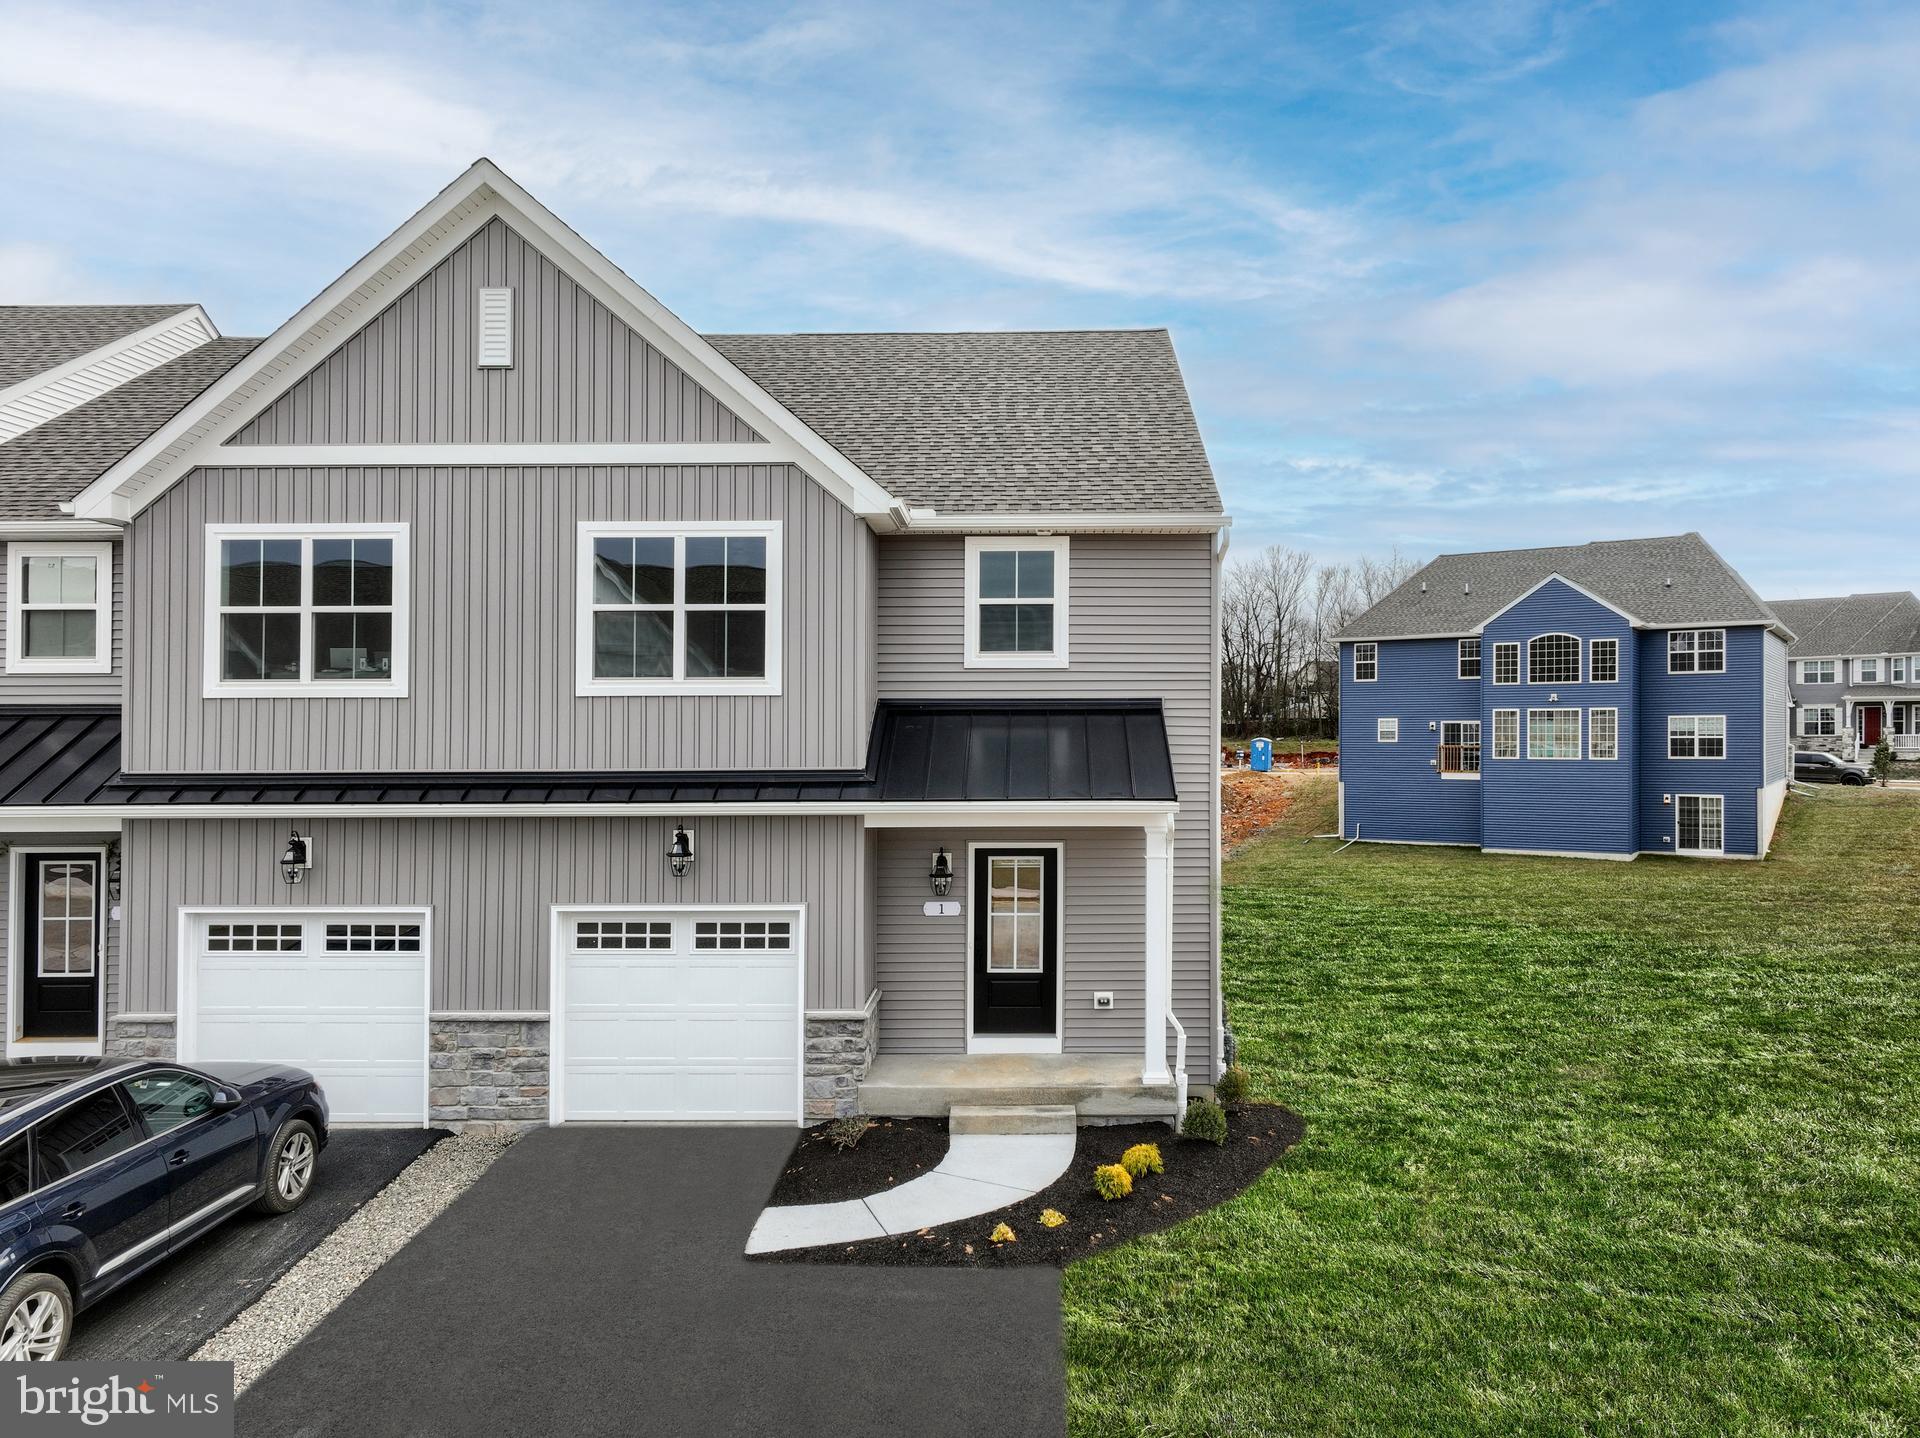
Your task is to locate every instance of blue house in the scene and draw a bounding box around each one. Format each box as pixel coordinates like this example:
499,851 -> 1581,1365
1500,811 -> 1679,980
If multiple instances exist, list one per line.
1335,534 -> 1793,860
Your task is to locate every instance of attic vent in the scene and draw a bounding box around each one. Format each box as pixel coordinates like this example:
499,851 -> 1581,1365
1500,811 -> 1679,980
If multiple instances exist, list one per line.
1462,581 -> 1471,595
1664,576 -> 1673,587
477,287 -> 514,368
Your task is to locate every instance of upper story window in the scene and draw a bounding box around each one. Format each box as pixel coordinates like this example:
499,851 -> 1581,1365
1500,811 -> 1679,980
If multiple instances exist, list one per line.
1491,708 -> 1519,759
6,541 -> 112,676
1528,634 -> 1581,685
1526,707 -> 1581,759
1492,642 -> 1519,685
1800,659 -> 1835,684
204,525 -> 407,697
1668,714 -> 1727,759
964,537 -> 1068,668
1588,707 -> 1618,760
1893,657 -> 1909,683
1457,638 -> 1480,679
1589,638 -> 1619,684
1352,642 -> 1378,683
1668,629 -> 1726,674
577,522 -> 781,696
1857,657 -> 1880,683
1376,716 -> 1398,742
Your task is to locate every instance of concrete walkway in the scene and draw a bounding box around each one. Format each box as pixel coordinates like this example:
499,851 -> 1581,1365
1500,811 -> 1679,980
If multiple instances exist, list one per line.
746,1130 -> 1075,1254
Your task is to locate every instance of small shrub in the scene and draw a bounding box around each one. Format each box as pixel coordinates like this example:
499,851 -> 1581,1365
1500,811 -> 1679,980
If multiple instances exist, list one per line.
1181,1096 -> 1228,1145
1093,1163 -> 1134,1200
825,1116 -> 874,1150
1120,1142 -> 1164,1178
1039,1208 -> 1068,1228
1214,1063 -> 1251,1108
1873,736 -> 1896,785
989,1222 -> 1016,1244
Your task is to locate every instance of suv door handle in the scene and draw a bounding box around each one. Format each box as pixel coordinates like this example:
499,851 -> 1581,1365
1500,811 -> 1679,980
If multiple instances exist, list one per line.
59,1202 -> 85,1220
168,1149 -> 191,1168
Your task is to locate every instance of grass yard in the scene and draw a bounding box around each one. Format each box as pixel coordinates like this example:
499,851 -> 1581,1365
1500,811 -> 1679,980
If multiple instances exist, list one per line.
1064,777 -> 1920,1436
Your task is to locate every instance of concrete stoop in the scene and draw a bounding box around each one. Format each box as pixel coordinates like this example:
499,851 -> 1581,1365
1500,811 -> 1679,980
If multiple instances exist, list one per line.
948,1104 -> 1077,1136
858,1053 -> 1178,1123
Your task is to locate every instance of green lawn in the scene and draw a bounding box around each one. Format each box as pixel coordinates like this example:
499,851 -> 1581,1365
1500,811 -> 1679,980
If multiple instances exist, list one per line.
1064,778 -> 1920,1436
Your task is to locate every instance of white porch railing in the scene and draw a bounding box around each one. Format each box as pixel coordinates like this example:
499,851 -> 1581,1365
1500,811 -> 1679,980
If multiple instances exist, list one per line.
1167,1012 -> 1188,1122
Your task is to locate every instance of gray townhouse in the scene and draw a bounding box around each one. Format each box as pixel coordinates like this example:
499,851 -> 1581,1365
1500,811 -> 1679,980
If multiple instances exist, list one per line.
1766,591 -> 1920,760
0,160 -> 1228,1129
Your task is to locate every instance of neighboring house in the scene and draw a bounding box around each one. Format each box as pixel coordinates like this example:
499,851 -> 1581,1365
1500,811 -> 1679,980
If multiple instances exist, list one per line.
1334,534 -> 1793,860
1764,592 -> 1920,760
0,159 -> 1229,1132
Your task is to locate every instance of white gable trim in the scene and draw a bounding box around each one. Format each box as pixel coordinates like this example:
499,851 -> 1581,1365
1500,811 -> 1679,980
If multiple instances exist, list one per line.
1475,573 -> 1642,632
0,306 -> 217,445
67,161 -> 903,529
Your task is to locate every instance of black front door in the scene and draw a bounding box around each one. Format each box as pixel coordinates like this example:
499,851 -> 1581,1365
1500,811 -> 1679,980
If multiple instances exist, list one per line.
971,848 -> 1059,1036
19,852 -> 102,1041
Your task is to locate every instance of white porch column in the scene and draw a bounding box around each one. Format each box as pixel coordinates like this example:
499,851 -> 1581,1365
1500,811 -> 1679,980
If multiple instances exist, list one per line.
1142,816 -> 1174,1085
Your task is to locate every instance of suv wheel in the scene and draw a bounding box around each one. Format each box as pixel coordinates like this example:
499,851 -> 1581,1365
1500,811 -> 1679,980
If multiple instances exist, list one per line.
254,1119 -> 320,1214
0,1271 -> 73,1361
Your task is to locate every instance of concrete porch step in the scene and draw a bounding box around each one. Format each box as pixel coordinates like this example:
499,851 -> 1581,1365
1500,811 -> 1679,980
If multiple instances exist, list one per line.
860,1053 -> 1177,1122
949,1104 -> 1077,1136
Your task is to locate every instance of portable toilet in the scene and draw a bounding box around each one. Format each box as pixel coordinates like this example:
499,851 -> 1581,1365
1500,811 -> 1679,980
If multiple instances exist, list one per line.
1250,737 -> 1273,772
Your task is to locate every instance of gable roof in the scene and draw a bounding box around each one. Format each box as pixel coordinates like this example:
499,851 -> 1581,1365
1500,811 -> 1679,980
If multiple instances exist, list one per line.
0,306 -> 192,390
1761,592 -> 1920,657
0,338 -> 259,520
706,330 -> 1220,515
1336,533 -> 1787,642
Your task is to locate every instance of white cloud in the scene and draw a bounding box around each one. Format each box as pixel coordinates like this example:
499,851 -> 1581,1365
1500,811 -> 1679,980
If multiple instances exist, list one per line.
0,244 -> 122,303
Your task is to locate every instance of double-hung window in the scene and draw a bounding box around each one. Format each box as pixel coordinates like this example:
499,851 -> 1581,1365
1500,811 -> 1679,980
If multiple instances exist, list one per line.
1492,642 -> 1520,685
1668,715 -> 1726,759
1801,705 -> 1837,737
578,522 -> 781,695
6,542 -> 112,675
205,525 -> 407,695
1800,659 -> 1835,684
1588,707 -> 1618,760
1527,708 -> 1581,759
964,536 -> 1068,668
1857,657 -> 1880,683
1893,657 -> 1909,683
1457,638 -> 1480,679
1377,717 -> 1399,742
1491,708 -> 1519,759
1528,634 -> 1581,685
1668,629 -> 1726,674
1352,642 -> 1378,683
1589,638 -> 1619,684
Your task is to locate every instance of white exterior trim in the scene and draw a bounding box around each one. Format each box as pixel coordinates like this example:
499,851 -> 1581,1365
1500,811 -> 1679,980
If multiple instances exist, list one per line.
1141,818 -> 1174,1086
1352,641 -> 1378,682
1667,714 -> 1728,760
963,841 -> 1066,1057
188,442 -> 786,468
0,800 -> 1179,824
5,540 -> 114,675
1491,641 -> 1520,685
1588,637 -> 1621,684
962,536 -> 1070,670
0,306 -> 217,445
1666,628 -> 1728,675
1481,847 -> 1637,861
5,844 -> 108,1060
906,510 -> 1229,534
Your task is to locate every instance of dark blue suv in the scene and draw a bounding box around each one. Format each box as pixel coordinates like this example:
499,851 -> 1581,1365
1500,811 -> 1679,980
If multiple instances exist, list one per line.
0,1060 -> 328,1361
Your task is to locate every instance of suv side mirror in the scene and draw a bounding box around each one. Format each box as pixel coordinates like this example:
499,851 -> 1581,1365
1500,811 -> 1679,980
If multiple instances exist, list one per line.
208,1086 -> 244,1112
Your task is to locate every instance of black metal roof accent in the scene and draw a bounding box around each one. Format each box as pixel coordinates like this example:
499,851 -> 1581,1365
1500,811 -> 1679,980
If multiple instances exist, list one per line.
2,701 -> 1176,808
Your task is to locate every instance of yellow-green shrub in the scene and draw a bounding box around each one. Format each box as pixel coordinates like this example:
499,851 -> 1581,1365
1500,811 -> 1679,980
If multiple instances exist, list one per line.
1093,1163 -> 1134,1200
1120,1142 -> 1164,1178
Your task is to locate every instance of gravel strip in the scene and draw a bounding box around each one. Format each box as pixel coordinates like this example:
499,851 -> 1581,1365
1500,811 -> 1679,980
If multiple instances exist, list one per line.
193,1129 -> 517,1390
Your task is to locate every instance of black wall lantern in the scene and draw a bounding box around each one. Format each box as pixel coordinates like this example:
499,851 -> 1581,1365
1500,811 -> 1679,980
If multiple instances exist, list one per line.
280,830 -> 312,886
928,846 -> 954,897
668,823 -> 694,879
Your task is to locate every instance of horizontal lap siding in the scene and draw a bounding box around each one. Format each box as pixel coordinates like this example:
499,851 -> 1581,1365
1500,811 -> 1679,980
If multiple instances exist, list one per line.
119,815 -> 864,1014
125,464 -> 872,772
1636,626 -> 1769,857
875,534 -> 1214,1077
1337,638 -> 1483,845
0,541 -> 124,704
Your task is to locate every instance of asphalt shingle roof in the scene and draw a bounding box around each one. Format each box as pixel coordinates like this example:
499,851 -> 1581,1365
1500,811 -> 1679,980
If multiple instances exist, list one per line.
0,338 -> 259,519
1336,533 -> 1784,641
0,306 -> 195,390
1762,592 -> 1920,657
708,329 -> 1221,514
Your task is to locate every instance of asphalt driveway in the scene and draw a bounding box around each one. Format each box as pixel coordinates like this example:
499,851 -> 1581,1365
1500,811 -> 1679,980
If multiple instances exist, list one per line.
239,1127 -> 1063,1438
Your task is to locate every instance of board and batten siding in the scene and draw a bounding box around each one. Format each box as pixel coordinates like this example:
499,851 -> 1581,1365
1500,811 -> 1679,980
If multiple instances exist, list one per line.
124,464 -> 874,773
230,217 -> 761,447
873,827 -> 1145,1055
0,541 -> 124,704
875,533 -> 1216,1076
119,814 -> 867,1015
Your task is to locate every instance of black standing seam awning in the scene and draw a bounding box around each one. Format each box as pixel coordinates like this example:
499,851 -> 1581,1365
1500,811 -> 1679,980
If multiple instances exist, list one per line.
0,700 -> 1177,809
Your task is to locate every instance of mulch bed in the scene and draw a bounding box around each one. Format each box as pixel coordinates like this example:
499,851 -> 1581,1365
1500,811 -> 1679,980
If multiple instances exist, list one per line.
753,1103 -> 1303,1267
764,1117 -> 951,1206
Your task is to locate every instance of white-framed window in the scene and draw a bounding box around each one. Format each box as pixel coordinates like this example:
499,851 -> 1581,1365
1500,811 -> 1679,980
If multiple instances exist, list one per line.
1894,657 -> 1909,683
693,918 -> 793,951
204,524 -> 407,696
1491,708 -> 1519,759
1799,659 -> 1835,684
1458,638 -> 1480,679
1589,638 -> 1619,684
576,522 -> 781,696
1352,641 -> 1378,683
1492,642 -> 1520,685
574,919 -> 672,951
5,541 -> 113,675
1857,657 -> 1880,683
1589,707 -> 1618,760
1668,714 -> 1727,759
964,536 -> 1068,668
1675,794 -> 1725,855
1800,705 -> 1837,737
1440,719 -> 1480,774
204,920 -> 303,953
1377,717 -> 1399,743
322,921 -> 424,953
1527,708 -> 1581,759
1528,634 -> 1581,685
1668,629 -> 1726,674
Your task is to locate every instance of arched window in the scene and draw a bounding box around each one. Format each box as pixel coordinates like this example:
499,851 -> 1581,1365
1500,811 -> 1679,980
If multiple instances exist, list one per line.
1528,634 -> 1581,684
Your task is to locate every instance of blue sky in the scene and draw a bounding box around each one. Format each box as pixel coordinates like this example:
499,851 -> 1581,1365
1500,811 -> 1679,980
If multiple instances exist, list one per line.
2,0 -> 1915,597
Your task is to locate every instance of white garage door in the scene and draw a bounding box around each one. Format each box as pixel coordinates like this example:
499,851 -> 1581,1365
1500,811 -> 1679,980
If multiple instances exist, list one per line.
187,911 -> 428,1124
558,909 -> 800,1122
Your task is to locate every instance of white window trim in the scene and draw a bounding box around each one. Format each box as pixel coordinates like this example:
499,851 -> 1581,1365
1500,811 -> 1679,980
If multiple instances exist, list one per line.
1491,708 -> 1519,759
1801,704 -> 1838,737
1667,628 -> 1727,675
1491,641 -> 1520,686
575,520 -> 783,697
1800,659 -> 1836,684
1674,794 -> 1726,856
1857,657 -> 1880,683
202,523 -> 409,698
1528,633 -> 1582,686
1377,716 -> 1399,743
1457,638 -> 1480,680
1588,707 -> 1619,761
5,541 -> 113,675
1668,714 -> 1727,760
1526,707 -> 1581,760
1352,641 -> 1378,683
1588,638 -> 1620,685
963,535 -> 1069,670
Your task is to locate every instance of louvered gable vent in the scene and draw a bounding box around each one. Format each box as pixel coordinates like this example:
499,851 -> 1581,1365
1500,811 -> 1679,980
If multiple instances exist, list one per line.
476,287 -> 514,368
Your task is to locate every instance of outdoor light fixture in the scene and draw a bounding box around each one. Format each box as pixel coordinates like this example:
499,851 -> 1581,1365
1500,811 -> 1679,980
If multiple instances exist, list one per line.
928,847 -> 954,897
668,823 -> 694,879
280,830 -> 312,886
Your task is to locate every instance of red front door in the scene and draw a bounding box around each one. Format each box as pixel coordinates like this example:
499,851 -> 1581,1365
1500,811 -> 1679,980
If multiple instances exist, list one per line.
1861,706 -> 1883,745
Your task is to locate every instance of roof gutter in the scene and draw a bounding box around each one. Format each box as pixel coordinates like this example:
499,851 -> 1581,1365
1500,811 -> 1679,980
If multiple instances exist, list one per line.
900,508 -> 1230,534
